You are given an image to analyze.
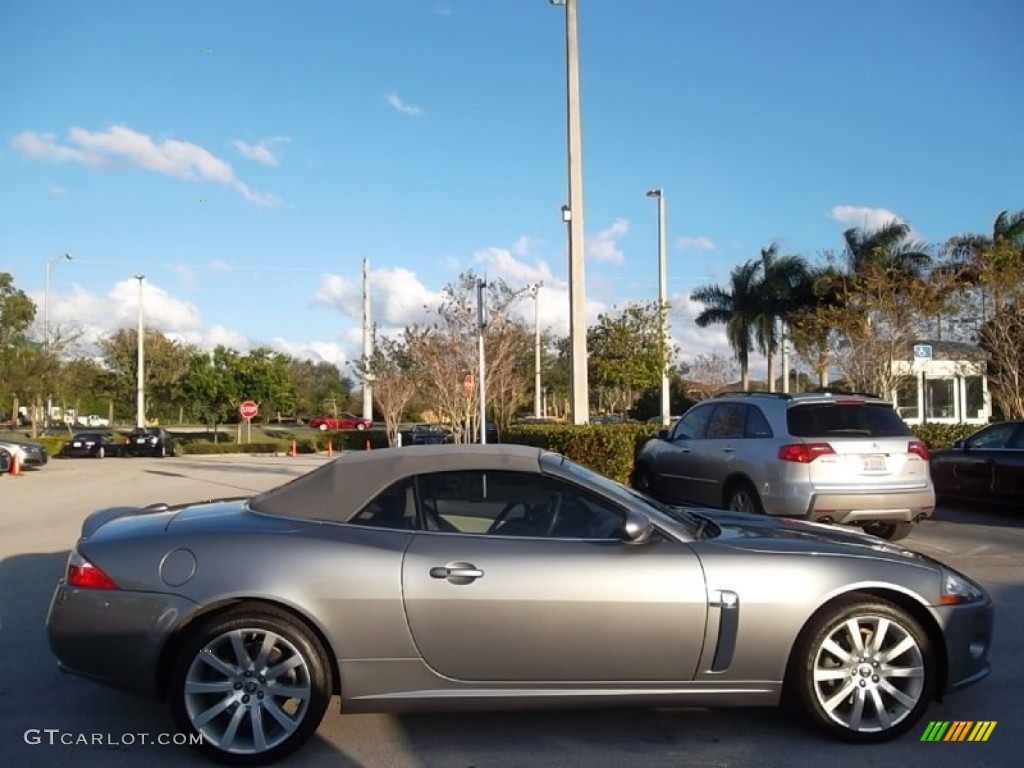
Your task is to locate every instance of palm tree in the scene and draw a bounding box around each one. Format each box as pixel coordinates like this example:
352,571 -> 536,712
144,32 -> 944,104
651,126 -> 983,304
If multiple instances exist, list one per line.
692,259 -> 763,391
842,220 -> 931,278
943,209 -> 1024,325
752,244 -> 810,391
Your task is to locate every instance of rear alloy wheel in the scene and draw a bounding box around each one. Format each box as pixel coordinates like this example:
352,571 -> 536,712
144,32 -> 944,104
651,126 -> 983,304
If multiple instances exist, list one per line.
862,522 -> 914,541
356,423 -> 366,431
792,596 -> 934,743
169,606 -> 332,766
318,424 -> 328,431
725,481 -> 763,514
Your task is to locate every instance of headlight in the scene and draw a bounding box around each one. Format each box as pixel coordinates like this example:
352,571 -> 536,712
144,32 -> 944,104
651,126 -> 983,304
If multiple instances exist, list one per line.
940,567 -> 986,605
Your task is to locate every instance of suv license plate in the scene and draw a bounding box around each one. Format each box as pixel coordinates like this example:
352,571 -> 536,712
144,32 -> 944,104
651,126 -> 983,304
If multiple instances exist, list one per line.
862,454 -> 886,471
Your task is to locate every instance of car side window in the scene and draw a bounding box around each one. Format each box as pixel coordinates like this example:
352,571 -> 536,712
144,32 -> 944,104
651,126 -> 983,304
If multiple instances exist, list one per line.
348,479 -> 419,530
745,405 -> 773,438
416,470 -> 626,539
705,404 -> 745,439
967,423 -> 1017,450
672,405 -> 713,441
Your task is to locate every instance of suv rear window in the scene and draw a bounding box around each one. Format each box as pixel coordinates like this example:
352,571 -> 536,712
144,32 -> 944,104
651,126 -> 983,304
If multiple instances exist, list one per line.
786,402 -> 912,438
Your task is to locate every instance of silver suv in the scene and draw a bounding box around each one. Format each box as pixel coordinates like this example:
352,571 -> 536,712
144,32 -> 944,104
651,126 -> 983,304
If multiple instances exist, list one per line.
631,391 -> 934,540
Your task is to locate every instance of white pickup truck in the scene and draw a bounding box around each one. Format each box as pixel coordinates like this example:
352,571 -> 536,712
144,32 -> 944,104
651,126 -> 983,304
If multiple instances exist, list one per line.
76,414 -> 110,428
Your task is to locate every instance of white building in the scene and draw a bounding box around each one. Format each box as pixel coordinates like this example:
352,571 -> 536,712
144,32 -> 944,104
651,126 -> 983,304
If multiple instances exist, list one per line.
891,340 -> 990,426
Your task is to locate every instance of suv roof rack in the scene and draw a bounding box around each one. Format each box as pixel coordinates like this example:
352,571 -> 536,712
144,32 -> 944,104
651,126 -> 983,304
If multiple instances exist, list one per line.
712,391 -> 793,400
803,389 -> 882,399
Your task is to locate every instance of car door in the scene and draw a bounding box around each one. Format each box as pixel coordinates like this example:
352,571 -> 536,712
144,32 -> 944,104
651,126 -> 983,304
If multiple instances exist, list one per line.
654,403 -> 714,504
954,423 -> 1017,500
992,423 -> 1024,502
697,403 -> 748,507
402,469 -> 708,683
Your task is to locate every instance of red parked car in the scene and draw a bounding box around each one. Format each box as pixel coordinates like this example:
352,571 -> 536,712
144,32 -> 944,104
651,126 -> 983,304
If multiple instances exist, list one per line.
308,412 -> 373,431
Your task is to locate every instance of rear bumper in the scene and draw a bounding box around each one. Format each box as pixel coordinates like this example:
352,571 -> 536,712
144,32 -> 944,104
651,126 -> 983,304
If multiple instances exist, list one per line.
764,486 -> 934,524
46,581 -> 198,697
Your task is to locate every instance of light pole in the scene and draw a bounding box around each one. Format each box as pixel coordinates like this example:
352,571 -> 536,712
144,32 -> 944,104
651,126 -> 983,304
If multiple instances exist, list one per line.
135,275 -> 146,428
531,282 -> 544,418
476,278 -> 488,444
43,253 -> 73,426
646,188 -> 671,426
361,258 -> 373,421
550,0 -> 589,424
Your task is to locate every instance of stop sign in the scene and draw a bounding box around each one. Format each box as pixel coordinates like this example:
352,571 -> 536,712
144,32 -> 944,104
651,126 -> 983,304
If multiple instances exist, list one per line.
239,400 -> 259,420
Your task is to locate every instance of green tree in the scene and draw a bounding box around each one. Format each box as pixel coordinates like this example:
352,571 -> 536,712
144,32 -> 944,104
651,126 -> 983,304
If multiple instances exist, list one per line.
288,358 -> 352,419
183,347 -> 242,437
235,348 -> 297,420
99,329 -> 196,422
752,244 -> 810,392
587,302 -> 667,415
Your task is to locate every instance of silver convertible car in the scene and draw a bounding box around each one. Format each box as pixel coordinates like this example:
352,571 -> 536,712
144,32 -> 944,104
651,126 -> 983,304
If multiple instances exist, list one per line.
46,445 -> 993,765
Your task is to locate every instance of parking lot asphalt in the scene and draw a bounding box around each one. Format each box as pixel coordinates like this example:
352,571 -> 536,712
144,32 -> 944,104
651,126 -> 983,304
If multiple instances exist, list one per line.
1,454 -> 1021,768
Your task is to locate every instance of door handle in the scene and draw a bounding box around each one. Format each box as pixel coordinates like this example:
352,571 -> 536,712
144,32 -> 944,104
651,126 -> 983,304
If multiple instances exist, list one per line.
722,446 -> 734,453
429,562 -> 484,582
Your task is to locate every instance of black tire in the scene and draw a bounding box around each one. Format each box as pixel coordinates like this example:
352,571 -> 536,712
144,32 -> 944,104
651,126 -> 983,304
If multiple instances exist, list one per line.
632,465 -> 659,499
862,522 -> 914,541
724,480 -> 763,514
168,604 -> 332,766
790,595 -> 935,743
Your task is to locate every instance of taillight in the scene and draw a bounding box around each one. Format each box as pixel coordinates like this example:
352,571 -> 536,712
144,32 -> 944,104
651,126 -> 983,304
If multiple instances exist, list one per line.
778,443 -> 836,463
67,550 -> 119,590
909,440 -> 931,461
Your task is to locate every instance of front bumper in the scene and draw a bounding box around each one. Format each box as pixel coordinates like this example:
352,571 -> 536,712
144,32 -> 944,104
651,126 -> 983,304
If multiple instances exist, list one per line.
46,581 -> 199,698
931,596 -> 994,695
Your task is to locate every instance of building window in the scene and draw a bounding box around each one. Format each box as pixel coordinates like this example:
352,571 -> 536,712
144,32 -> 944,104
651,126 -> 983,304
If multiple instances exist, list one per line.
896,377 -> 918,420
925,377 -> 955,420
964,376 -> 985,420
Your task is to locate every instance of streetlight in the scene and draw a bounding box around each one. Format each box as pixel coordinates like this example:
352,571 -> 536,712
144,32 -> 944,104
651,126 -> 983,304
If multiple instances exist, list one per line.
43,253 -> 73,426
550,0 -> 589,424
135,275 -> 146,428
531,282 -> 544,418
646,188 -> 670,426
476,278 -> 488,444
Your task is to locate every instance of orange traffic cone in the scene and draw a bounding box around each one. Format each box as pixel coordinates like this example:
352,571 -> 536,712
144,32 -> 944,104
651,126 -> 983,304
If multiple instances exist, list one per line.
10,451 -> 22,477
289,439 -> 297,457
327,441 -> 334,458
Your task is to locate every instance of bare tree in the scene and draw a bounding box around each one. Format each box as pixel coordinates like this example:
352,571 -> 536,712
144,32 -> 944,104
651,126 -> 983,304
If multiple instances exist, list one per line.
353,331 -> 418,447
680,351 -> 739,400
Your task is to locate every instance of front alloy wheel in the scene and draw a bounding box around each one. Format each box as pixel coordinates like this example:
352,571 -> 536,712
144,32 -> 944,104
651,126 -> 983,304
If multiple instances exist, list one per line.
169,606 -> 331,765
793,596 -> 934,742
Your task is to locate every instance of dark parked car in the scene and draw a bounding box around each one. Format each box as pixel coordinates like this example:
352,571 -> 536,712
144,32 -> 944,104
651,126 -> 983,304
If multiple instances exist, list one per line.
402,424 -> 453,445
123,427 -> 177,457
930,420 -> 1024,506
61,431 -> 121,459
0,447 -> 10,473
46,445 -> 992,765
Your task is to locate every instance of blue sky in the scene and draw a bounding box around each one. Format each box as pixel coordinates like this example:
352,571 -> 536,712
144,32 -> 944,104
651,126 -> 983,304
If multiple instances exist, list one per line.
2,0 -> 1021,376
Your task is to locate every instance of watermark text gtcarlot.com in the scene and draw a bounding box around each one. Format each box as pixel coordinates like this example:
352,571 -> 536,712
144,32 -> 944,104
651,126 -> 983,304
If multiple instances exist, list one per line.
24,729 -> 202,746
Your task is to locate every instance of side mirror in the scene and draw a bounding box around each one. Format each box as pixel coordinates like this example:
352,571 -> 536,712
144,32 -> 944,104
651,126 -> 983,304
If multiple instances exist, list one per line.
623,509 -> 654,545
656,429 -> 669,440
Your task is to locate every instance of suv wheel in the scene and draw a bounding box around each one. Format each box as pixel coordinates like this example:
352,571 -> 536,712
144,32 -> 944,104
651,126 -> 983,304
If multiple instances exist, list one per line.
862,522 -> 914,541
725,481 -> 764,514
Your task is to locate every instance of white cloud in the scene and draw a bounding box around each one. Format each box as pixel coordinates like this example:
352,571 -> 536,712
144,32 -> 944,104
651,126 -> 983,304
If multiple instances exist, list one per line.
269,338 -> 352,370
232,136 -> 290,166
435,5 -> 452,17
314,267 -> 443,327
677,235 -> 715,251
209,259 -> 231,273
48,183 -> 68,198
171,263 -> 198,288
828,205 -> 917,236
586,218 -> 628,263
11,125 -> 281,206
384,92 -> 424,116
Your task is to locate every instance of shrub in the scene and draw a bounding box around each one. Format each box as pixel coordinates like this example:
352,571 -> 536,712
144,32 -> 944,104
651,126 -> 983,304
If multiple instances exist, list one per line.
504,423 -> 659,485
911,422 -> 979,449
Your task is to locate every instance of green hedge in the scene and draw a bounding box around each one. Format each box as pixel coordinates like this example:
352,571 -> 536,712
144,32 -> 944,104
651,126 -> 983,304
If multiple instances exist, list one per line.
504,424 -> 659,485
910,423 -> 978,449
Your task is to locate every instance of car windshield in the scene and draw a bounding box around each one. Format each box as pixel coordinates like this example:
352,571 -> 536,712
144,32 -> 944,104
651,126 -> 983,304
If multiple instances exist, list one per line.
787,402 -> 912,438
545,453 -> 708,537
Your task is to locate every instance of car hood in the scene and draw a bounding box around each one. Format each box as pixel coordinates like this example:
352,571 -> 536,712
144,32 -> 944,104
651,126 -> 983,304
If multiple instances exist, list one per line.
693,508 -> 934,564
